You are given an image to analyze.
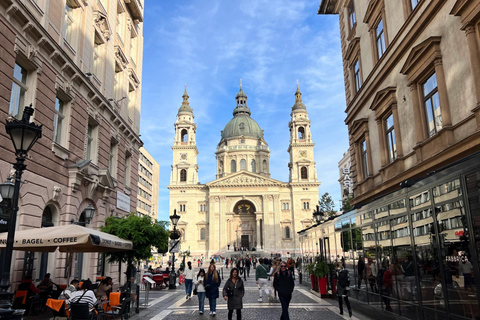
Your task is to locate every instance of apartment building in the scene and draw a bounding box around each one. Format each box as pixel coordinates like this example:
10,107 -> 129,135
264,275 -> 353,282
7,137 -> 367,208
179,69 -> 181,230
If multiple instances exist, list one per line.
137,147 -> 159,219
0,0 -> 144,287
314,1 -> 480,319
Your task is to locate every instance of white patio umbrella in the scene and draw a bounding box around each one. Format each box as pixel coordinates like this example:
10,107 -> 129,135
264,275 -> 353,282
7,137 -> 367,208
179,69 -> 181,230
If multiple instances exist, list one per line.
0,224 -> 133,252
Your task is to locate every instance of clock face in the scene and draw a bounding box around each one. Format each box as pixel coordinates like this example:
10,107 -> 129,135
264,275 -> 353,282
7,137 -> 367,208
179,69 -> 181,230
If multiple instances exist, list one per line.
299,150 -> 307,158
180,153 -> 187,160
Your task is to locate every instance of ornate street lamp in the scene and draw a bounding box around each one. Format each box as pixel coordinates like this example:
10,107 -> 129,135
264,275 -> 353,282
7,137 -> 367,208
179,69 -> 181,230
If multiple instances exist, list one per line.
71,204 -> 95,225
1,105 -> 42,294
313,205 -> 324,224
169,209 -> 181,289
0,179 -> 14,202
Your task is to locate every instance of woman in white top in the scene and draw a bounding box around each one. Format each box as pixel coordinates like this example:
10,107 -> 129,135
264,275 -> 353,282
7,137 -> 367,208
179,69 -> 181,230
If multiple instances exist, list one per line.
67,280 -> 97,311
185,261 -> 195,299
194,269 -> 206,314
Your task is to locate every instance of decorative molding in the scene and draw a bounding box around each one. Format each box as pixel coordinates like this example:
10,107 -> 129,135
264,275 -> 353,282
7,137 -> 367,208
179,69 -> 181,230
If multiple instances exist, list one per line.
52,186 -> 62,202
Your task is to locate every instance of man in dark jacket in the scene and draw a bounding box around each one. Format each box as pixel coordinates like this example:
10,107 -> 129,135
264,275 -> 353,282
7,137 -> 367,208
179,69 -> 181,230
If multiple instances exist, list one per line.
245,258 -> 251,278
273,262 -> 294,320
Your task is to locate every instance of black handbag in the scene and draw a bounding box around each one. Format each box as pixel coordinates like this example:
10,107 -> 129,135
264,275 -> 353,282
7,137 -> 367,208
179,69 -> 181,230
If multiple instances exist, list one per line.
204,284 -> 211,291
193,284 -> 198,295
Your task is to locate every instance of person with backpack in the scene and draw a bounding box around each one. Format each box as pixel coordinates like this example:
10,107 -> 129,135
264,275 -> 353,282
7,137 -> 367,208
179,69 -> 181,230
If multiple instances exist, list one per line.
255,258 -> 270,302
273,262 -> 295,320
336,262 -> 352,317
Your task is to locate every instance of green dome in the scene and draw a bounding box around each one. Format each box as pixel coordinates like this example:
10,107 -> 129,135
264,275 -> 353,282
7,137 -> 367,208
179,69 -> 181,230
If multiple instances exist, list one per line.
221,114 -> 263,141
178,104 -> 193,113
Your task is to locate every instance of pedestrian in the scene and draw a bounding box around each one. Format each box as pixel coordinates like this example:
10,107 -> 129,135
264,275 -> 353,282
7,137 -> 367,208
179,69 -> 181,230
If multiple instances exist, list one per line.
287,257 -> 295,280
194,269 -> 207,315
226,258 -> 230,269
206,263 -> 222,316
273,261 -> 295,320
269,259 -> 280,302
223,268 -> 245,320
198,259 -> 202,267
255,258 -> 270,302
357,255 -> 365,288
245,258 -> 251,278
253,257 -> 257,269
185,261 -> 195,300
336,262 -> 352,317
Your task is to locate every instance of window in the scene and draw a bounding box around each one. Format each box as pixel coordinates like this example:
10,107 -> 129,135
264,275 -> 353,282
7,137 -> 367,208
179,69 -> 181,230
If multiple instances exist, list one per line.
181,129 -> 188,142
130,36 -> 137,65
348,0 -> 356,33
354,59 -> 361,93
180,169 -> 187,182
116,8 -> 125,43
285,226 -> 291,239
179,204 -> 186,212
298,127 -> 304,139
263,160 -> 268,172
422,73 -> 442,137
125,153 -> 131,187
200,228 -> 206,240
410,0 -> 420,10
64,3 -> 75,45
361,139 -> 369,178
109,141 -> 118,177
200,204 -> 206,212
231,160 -> 237,173
9,63 -> 28,118
240,159 -> 246,170
128,88 -> 136,120
114,71 -> 123,102
376,19 -> 386,59
385,114 -> 396,162
400,37 -> 452,145
251,160 -> 256,173
53,97 -> 65,145
303,202 -> 310,210
86,125 -> 94,161
282,203 -> 290,210
301,167 -> 308,179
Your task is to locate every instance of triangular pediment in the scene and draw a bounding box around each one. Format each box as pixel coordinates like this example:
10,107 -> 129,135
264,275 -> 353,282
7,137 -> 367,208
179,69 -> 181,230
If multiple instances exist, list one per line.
207,171 -> 284,187
350,118 -> 368,136
345,37 -> 360,61
370,87 -> 396,111
400,37 -> 441,75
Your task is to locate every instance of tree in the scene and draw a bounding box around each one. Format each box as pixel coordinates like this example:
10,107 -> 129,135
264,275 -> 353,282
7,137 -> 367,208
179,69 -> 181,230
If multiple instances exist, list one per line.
342,196 -> 354,212
101,213 -> 170,264
318,192 -> 336,217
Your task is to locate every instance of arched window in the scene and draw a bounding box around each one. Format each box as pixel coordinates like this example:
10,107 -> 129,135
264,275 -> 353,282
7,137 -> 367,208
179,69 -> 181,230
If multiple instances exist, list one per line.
285,226 -> 291,239
200,228 -> 206,240
251,160 -> 256,173
298,127 -> 305,139
180,169 -> 187,182
301,166 -> 308,179
240,159 -> 246,170
181,129 -> 188,142
231,160 -> 237,173
263,160 -> 268,172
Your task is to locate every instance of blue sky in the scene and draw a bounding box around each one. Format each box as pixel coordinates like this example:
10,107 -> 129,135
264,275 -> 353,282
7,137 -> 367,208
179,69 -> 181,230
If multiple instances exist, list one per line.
140,1 -> 349,222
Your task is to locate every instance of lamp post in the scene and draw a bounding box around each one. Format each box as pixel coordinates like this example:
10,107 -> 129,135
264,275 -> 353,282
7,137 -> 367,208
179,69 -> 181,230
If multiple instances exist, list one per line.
71,204 -> 95,225
313,205 -> 324,225
169,209 -> 180,289
0,105 -> 42,294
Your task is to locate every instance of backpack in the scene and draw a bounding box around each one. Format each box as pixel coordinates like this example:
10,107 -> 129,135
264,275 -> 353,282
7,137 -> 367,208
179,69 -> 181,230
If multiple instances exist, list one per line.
338,269 -> 350,288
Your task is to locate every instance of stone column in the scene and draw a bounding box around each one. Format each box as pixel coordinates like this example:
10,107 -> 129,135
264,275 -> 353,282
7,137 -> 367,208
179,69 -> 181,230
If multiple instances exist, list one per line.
376,119 -> 387,166
256,218 -> 261,249
465,25 -> 480,109
409,84 -> 426,144
434,59 -> 452,127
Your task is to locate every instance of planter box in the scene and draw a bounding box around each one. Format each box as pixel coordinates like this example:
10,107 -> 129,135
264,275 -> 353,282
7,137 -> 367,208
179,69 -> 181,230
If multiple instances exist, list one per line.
310,275 -> 319,292
318,276 -> 327,295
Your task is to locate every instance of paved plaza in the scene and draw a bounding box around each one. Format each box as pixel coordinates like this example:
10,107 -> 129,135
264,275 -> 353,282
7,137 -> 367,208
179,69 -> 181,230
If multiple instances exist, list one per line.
129,266 -> 370,320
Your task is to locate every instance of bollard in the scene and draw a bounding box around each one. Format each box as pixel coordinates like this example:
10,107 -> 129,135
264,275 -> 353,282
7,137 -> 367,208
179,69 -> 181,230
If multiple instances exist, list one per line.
136,284 -> 140,314
221,268 -> 224,279
299,271 -> 302,284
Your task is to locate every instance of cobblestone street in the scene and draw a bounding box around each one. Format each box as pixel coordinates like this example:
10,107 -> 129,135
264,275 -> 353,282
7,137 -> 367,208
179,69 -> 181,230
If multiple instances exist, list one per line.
129,267 -> 369,320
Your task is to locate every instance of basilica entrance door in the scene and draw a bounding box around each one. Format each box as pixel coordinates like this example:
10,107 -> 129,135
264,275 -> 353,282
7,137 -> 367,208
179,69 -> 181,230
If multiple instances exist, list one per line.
241,235 -> 249,249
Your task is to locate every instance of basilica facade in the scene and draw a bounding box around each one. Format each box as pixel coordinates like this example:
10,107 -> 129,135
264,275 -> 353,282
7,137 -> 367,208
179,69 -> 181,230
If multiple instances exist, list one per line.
168,83 -> 320,257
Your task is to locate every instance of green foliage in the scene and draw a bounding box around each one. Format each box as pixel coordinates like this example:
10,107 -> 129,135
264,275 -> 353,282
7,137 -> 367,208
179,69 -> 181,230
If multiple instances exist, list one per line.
101,213 -> 169,263
318,192 -> 336,217
306,262 -> 316,275
314,261 -> 330,278
342,196 -> 354,212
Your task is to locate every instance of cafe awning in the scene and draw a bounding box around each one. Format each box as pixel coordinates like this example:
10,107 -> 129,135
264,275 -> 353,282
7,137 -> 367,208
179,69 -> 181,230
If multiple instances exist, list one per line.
0,224 -> 133,253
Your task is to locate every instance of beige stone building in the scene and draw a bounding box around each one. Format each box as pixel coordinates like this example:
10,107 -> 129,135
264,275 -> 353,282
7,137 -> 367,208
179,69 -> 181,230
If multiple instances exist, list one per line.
137,147 -> 159,219
168,83 -> 321,257
0,0 -> 143,287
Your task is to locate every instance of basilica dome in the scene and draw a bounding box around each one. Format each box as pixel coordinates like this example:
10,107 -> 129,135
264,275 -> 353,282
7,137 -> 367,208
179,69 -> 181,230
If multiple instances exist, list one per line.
221,114 -> 264,140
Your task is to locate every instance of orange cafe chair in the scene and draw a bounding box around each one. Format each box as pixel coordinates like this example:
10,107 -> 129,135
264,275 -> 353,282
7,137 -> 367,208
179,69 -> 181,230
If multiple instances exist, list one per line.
46,299 -> 67,320
109,292 -> 121,307
13,290 -> 28,307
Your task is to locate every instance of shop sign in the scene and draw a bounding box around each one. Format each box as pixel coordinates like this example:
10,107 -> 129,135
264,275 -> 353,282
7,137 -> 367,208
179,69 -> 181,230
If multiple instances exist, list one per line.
454,230 -> 464,236
445,255 -> 469,262
116,191 -> 130,212
342,167 -> 354,189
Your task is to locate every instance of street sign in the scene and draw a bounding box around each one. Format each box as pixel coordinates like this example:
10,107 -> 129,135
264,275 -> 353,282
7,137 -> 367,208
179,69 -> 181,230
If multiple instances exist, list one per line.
169,240 -> 180,253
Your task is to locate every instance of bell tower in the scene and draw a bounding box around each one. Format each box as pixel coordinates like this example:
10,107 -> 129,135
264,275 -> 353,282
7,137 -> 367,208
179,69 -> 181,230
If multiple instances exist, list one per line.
288,81 -> 318,183
171,84 -> 199,184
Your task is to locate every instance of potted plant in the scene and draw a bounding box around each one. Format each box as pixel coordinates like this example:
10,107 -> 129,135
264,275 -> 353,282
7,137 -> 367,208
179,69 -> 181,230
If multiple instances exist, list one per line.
314,261 -> 330,295
306,262 -> 319,292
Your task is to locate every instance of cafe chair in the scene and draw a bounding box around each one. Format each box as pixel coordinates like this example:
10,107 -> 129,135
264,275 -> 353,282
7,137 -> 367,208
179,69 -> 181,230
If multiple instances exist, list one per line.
12,291 -> 27,309
70,302 -> 94,320
102,297 -> 131,320
46,299 -> 67,320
